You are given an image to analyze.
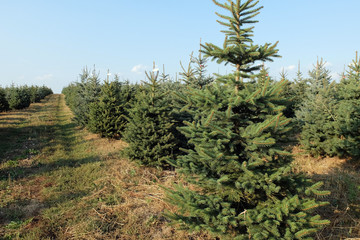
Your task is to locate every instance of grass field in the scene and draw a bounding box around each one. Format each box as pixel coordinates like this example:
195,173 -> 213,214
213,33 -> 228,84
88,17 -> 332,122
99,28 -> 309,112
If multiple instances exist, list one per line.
0,94 -> 359,239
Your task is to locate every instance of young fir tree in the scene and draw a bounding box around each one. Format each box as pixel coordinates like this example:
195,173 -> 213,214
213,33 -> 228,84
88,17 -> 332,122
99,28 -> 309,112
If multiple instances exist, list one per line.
278,70 -> 297,118
289,63 -> 309,121
29,85 -> 41,103
334,51 -> 360,157
88,73 -> 129,138
62,82 -> 80,112
0,87 -> 9,112
73,67 -> 101,127
252,64 -> 273,87
6,85 -> 31,110
296,59 -> 340,156
123,63 -> 177,167
37,85 -> 53,99
180,41 -> 214,89
165,1 -> 329,239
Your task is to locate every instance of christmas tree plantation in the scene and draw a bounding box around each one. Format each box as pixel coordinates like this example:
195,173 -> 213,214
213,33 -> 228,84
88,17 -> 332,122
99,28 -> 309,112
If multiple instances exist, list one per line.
165,0 -> 330,239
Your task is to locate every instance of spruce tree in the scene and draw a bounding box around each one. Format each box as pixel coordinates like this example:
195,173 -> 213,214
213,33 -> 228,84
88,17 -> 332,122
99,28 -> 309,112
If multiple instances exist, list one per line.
29,85 -> 41,103
296,59 -> 339,156
180,42 -> 214,89
253,64 -> 273,87
334,51 -> 360,157
123,64 -> 177,167
289,63 -> 309,121
37,85 -> 53,99
0,87 -> 9,112
73,67 -> 101,127
6,85 -> 31,110
165,1 -> 329,239
88,73 -> 131,139
278,70 -> 297,118
62,82 -> 79,112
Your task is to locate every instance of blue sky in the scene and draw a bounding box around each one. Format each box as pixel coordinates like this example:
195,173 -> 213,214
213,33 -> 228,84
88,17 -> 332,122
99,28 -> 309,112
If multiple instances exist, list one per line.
1,0 -> 359,93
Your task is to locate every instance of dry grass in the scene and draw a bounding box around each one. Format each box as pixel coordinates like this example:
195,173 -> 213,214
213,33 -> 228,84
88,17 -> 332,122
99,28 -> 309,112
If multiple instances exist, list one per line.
292,145 -> 360,239
71,156 -> 213,240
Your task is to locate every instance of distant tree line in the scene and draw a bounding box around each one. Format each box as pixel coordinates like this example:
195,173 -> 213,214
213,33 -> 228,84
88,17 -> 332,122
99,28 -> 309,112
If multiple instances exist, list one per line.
0,85 -> 53,112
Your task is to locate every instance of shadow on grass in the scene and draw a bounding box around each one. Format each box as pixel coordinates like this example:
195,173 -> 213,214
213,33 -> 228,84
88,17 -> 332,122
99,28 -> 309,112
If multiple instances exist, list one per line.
0,112 -> 77,158
0,123 -> 57,161
0,155 -> 101,182
0,155 -> 102,226
0,117 -> 26,122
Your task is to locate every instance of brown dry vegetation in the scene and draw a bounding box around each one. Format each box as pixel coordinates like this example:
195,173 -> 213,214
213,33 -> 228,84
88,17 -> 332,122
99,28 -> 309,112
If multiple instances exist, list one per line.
0,94 -> 359,239
292,146 -> 360,239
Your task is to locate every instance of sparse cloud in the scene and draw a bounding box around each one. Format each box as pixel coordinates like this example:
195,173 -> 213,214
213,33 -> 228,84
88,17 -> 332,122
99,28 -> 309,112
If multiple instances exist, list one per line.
286,65 -> 296,71
324,61 -> 333,67
131,64 -> 147,74
281,65 -> 296,72
35,74 -> 53,80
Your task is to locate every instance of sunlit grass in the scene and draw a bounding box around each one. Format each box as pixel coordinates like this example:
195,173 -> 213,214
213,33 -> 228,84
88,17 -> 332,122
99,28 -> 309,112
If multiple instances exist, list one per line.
0,95 -> 211,240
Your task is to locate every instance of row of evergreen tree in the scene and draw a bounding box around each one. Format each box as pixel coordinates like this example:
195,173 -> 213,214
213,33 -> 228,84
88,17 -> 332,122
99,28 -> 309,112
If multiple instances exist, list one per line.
62,0 -> 360,238
62,53 -> 360,162
0,85 -> 53,112
295,56 -> 360,158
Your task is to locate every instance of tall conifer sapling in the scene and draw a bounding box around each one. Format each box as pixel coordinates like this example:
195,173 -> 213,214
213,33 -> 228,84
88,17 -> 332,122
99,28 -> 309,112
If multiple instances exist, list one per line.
165,1 -> 330,239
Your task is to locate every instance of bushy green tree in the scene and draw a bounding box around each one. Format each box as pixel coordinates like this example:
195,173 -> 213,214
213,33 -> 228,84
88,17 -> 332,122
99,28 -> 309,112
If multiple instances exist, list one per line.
296,59 -> 340,156
334,52 -> 360,157
285,64 -> 309,121
0,87 -> 9,112
123,65 -> 177,167
29,86 -> 41,103
62,82 -> 79,111
37,86 -> 53,100
88,75 -> 132,138
165,1 -> 329,239
6,85 -> 31,110
72,67 -> 101,127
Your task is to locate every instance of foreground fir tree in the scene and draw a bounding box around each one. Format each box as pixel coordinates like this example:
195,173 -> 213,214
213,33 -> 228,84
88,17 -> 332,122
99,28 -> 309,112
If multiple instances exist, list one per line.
165,0 -> 329,239
123,64 -> 177,167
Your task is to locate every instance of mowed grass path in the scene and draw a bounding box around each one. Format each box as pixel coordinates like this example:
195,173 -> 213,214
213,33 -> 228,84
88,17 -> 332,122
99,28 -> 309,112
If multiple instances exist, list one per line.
0,94 -> 211,240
